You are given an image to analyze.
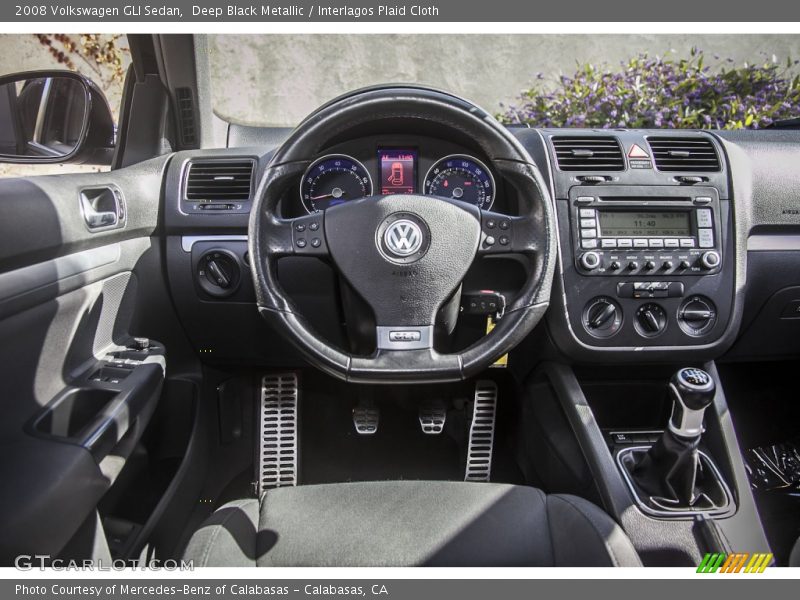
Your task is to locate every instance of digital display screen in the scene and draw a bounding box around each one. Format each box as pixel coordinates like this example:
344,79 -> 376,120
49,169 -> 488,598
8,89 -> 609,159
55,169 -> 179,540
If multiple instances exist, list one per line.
379,148 -> 417,195
598,211 -> 691,237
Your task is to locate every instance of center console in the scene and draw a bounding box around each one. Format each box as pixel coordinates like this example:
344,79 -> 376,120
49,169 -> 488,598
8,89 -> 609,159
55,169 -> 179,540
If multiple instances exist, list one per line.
537,130 -> 738,358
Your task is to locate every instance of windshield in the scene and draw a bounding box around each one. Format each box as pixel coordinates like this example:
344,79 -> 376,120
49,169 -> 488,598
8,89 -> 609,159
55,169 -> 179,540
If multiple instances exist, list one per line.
207,34 -> 800,129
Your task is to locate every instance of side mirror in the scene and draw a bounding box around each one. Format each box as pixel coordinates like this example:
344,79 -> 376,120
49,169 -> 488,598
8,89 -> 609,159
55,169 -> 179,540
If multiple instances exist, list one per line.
0,70 -> 115,165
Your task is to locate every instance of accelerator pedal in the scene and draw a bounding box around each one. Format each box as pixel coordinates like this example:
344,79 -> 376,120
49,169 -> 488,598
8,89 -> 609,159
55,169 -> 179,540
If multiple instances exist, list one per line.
419,403 -> 447,435
258,373 -> 299,495
353,400 -> 379,435
465,380 -> 498,482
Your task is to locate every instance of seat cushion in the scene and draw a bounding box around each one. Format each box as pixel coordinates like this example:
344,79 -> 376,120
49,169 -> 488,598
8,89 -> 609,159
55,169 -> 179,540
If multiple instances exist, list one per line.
183,481 -> 641,567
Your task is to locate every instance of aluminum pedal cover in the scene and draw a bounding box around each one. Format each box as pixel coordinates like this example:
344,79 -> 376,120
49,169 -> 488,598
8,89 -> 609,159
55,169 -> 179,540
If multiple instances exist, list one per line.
352,404 -> 379,435
419,404 -> 447,435
465,380 -> 498,482
258,373 -> 299,495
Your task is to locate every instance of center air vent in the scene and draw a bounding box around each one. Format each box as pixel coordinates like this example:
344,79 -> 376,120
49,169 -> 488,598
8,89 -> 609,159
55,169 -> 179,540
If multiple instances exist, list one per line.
647,137 -> 721,172
184,159 -> 255,202
551,136 -> 625,171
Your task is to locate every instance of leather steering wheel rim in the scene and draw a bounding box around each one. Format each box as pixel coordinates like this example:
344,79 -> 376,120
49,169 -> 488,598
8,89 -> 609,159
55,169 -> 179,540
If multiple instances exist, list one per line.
248,86 -> 556,383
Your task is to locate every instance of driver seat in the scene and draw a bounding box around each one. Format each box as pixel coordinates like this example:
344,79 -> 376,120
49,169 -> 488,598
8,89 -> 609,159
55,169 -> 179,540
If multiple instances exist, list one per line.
183,481 -> 641,567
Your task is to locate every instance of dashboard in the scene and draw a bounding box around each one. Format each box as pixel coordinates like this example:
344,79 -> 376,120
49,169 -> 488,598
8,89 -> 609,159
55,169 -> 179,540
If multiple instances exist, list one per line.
162,123 -> 800,367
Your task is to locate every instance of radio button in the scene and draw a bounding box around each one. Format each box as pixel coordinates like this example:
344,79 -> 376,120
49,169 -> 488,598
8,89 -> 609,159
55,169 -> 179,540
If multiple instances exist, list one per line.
579,208 -> 596,218
601,239 -> 617,248
580,218 -> 597,228
649,239 -> 664,248
581,239 -> 599,249
694,196 -> 713,205
634,239 -> 648,248
576,196 -> 595,204
627,261 -> 639,271
664,239 -> 680,248
696,208 -> 713,228
580,251 -> 601,270
618,239 -> 633,248
698,229 -> 714,248
581,228 -> 597,239
680,238 -> 695,248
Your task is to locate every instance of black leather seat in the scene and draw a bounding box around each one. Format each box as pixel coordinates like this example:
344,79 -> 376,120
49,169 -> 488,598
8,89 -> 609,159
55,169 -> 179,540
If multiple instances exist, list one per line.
183,481 -> 641,567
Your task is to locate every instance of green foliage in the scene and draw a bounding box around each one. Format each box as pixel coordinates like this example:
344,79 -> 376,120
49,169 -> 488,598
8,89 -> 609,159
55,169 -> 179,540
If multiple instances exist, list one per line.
499,48 -> 800,129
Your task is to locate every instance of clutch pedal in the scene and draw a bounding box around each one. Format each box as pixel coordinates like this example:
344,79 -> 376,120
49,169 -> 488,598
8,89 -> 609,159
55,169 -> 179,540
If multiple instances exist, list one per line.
258,373 -> 299,495
353,400 -> 379,435
465,380 -> 498,482
419,403 -> 447,435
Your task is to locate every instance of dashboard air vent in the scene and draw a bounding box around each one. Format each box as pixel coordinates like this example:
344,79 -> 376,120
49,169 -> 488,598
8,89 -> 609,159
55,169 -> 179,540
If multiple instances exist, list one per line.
648,137 -> 721,172
184,159 -> 255,202
551,136 -> 625,171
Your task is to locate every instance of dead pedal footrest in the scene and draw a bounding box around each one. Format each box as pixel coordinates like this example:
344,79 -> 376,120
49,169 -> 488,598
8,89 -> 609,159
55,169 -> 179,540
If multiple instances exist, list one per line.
258,373 -> 299,495
465,380 -> 498,482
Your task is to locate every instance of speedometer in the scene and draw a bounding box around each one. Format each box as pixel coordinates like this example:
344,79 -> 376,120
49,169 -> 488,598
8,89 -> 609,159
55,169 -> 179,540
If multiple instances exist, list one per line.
300,154 -> 373,213
423,155 -> 495,210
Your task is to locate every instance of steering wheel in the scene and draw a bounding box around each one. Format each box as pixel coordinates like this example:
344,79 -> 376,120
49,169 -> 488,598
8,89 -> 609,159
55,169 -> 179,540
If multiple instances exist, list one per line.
248,86 -> 556,383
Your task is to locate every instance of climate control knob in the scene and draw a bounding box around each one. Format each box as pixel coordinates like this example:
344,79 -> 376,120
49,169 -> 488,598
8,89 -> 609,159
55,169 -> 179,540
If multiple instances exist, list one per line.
678,296 -> 717,336
700,250 -> 721,270
582,297 -> 622,338
634,303 -> 667,338
580,251 -> 601,271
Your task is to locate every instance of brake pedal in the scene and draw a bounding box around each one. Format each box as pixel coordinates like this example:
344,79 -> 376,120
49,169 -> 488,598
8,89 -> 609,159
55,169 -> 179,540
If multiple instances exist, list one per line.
465,380 -> 498,482
353,401 -> 379,435
258,373 -> 299,495
419,403 -> 447,435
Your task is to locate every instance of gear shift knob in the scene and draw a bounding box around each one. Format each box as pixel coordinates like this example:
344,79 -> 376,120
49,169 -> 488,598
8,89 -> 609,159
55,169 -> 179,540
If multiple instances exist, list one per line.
668,367 -> 716,439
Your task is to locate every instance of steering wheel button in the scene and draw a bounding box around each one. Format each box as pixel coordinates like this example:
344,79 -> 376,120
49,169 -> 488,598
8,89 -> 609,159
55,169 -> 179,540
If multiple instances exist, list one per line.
311,238 -> 321,248
296,238 -> 307,248
295,223 -> 306,232
485,236 -> 496,246
499,220 -> 510,230
486,219 -> 496,229
499,235 -> 510,245
309,222 -> 320,231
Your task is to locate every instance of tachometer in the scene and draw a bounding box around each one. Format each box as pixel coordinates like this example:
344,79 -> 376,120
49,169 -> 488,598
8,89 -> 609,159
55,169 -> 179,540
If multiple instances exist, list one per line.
300,154 -> 373,213
423,155 -> 495,210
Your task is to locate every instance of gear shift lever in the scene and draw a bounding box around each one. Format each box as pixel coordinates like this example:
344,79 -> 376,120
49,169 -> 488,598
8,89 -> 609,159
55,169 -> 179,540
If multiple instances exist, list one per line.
627,368 -> 729,512
666,368 -> 716,439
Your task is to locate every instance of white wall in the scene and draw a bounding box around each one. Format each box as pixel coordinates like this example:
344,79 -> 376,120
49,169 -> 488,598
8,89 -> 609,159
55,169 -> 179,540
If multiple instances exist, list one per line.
208,34 -> 800,126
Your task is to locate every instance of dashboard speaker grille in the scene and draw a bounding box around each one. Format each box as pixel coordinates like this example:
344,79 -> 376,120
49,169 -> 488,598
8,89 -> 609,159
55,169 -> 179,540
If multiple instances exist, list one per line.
648,137 -> 721,172
551,136 -> 625,171
175,87 -> 197,148
184,159 -> 255,202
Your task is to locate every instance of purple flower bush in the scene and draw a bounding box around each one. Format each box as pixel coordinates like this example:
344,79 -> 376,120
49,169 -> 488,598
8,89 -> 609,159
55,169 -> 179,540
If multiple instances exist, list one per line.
498,48 -> 800,129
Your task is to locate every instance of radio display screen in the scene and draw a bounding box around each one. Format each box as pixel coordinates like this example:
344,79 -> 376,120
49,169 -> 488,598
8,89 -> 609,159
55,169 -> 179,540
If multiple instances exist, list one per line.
597,211 -> 691,237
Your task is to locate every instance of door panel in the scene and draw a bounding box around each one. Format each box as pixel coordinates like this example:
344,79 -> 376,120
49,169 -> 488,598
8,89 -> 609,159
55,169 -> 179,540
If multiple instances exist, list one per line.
0,155 -> 171,563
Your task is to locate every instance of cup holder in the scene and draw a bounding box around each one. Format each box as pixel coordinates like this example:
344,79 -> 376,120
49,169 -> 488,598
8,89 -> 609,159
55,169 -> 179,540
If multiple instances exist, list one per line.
33,388 -> 116,439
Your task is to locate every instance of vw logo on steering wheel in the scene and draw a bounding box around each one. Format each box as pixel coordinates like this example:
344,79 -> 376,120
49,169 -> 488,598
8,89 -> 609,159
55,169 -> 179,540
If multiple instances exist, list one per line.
385,220 -> 423,257
377,213 -> 431,264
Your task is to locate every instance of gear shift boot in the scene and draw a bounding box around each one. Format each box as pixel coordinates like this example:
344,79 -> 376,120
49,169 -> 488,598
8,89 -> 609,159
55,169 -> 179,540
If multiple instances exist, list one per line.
618,445 -> 732,516
617,367 -> 733,517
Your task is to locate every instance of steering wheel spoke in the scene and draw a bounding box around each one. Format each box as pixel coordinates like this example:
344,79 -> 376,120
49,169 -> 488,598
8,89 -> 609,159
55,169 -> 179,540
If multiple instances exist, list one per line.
477,211 -> 539,256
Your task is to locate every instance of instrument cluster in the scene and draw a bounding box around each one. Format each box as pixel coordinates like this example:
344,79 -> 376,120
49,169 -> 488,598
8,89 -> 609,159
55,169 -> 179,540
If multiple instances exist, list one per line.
298,137 -> 499,214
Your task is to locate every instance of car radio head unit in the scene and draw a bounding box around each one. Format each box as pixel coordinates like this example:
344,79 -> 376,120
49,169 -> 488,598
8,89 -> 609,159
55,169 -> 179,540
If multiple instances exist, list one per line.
571,187 -> 722,277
